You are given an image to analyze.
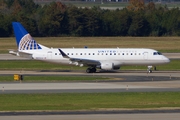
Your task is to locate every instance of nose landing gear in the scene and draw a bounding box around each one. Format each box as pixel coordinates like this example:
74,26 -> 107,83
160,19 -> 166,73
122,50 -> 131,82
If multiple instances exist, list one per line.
147,66 -> 156,73
147,66 -> 152,73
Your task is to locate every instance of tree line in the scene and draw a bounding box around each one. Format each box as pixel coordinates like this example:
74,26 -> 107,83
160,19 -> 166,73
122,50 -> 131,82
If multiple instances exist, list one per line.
1,0 -> 180,37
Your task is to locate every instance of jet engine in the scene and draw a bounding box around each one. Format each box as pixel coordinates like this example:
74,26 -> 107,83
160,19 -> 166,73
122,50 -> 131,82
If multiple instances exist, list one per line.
100,63 -> 120,70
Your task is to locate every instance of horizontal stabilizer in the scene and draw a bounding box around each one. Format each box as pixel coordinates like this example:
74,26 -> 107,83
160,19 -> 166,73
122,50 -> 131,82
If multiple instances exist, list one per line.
9,50 -> 33,59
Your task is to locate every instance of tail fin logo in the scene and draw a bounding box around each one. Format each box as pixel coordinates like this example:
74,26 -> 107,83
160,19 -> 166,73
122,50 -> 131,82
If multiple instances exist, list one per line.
19,34 -> 42,50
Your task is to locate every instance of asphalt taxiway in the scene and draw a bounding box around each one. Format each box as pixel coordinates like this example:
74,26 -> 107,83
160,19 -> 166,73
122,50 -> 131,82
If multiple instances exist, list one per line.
0,71 -> 180,119
0,54 -> 180,119
0,70 -> 180,94
1,112 -> 180,120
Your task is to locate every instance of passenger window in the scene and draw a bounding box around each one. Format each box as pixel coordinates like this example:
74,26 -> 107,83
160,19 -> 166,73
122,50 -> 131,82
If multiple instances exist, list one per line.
55,53 -> 57,55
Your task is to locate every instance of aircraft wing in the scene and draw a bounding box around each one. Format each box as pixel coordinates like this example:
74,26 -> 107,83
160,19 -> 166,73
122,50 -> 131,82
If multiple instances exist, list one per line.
59,49 -> 100,66
69,58 -> 100,66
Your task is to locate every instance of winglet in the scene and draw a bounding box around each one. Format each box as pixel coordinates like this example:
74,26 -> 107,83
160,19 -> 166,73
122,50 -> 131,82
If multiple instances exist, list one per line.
59,49 -> 69,58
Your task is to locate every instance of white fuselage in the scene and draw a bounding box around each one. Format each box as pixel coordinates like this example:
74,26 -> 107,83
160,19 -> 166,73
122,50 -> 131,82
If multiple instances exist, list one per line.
11,22 -> 170,72
20,48 -> 170,68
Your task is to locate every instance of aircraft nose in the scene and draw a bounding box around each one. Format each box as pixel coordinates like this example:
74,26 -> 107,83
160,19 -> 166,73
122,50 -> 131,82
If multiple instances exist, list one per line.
164,57 -> 170,63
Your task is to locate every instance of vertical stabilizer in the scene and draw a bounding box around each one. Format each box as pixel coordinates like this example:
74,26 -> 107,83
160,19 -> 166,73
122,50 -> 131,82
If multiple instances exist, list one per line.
12,22 -> 48,50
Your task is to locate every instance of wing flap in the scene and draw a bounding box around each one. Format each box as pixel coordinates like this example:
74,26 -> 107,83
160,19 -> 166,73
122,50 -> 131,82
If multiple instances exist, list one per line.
70,58 -> 100,66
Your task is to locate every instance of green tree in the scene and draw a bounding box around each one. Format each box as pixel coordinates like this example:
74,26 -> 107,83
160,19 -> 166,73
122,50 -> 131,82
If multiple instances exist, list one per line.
81,7 -> 102,36
161,8 -> 180,36
3,0 -> 14,8
102,9 -> 133,36
110,9 -> 132,36
10,0 -> 22,15
39,2 -> 68,36
145,6 -> 167,36
18,0 -> 39,15
8,0 -> 39,36
0,14 -> 12,37
128,12 -> 150,36
67,6 -> 85,36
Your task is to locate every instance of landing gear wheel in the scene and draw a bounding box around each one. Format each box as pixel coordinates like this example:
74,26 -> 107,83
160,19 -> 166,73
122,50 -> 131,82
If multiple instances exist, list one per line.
86,68 -> 91,73
148,70 -> 152,73
154,66 -> 156,71
147,66 -> 153,73
92,68 -> 96,73
86,67 -> 97,73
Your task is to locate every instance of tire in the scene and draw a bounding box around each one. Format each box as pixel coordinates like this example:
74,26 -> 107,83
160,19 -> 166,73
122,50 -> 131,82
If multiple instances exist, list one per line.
86,68 -> 91,73
92,68 -> 96,73
149,70 -> 152,73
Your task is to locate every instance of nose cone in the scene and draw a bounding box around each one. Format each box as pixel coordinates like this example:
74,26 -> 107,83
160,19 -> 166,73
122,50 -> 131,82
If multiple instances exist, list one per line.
164,56 -> 170,63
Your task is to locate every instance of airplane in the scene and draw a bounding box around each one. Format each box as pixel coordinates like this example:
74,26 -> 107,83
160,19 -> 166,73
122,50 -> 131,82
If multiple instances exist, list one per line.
9,22 -> 170,73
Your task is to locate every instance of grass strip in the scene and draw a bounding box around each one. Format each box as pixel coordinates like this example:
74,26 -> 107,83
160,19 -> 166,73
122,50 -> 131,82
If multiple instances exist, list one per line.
1,37 -> 180,53
0,60 -> 81,70
0,92 -> 180,111
122,59 -> 180,71
0,60 -> 179,71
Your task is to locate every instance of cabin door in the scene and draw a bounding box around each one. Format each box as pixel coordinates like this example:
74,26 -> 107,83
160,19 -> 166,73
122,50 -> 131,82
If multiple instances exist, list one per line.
47,51 -> 52,59
143,52 -> 148,60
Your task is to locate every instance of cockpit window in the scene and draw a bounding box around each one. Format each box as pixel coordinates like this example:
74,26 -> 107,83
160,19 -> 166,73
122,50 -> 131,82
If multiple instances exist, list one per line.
153,52 -> 162,55
153,52 -> 157,55
157,52 -> 162,55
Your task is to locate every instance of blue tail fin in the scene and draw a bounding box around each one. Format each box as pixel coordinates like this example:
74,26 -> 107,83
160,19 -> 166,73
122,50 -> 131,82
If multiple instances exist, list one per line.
12,22 -> 42,50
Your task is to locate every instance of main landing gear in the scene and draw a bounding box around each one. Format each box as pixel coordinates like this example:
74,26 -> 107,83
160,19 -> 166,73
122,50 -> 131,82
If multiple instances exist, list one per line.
147,66 -> 156,73
86,67 -> 96,73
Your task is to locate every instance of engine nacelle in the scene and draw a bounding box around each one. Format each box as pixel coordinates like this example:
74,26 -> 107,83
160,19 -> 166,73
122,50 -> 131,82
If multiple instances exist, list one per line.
100,63 -> 120,70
